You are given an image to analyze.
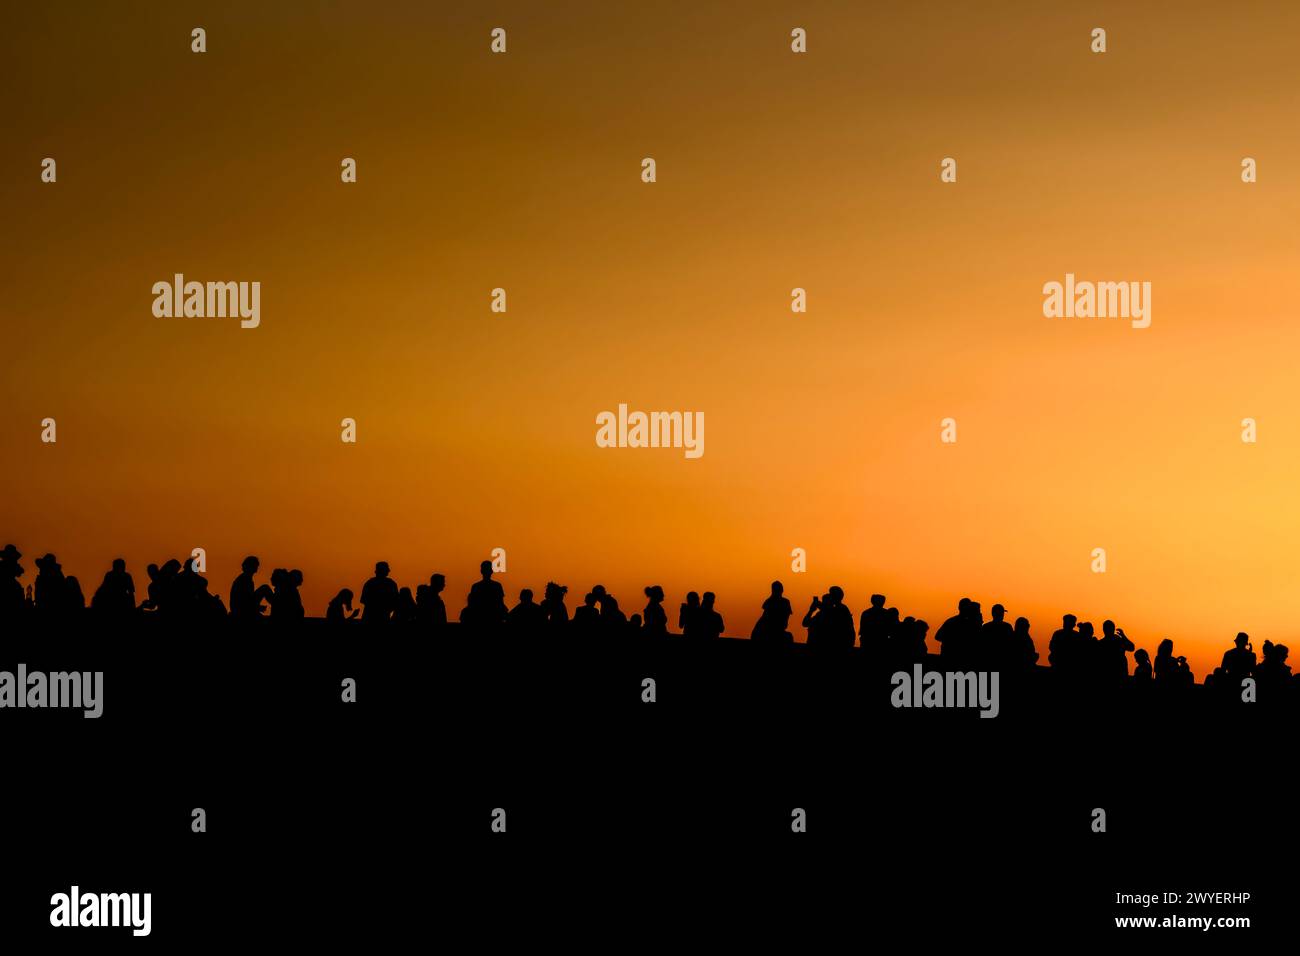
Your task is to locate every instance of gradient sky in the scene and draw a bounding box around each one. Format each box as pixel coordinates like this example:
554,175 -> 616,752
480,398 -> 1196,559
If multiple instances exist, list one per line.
5,1 -> 1300,679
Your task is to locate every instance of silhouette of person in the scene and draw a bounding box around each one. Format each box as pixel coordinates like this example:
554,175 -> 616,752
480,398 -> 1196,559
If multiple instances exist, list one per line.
542,582 -> 568,631
642,585 -> 668,638
1133,648 -> 1153,685
1075,620 -> 1098,679
1153,639 -> 1181,686
573,591 -> 599,635
859,594 -> 890,648
64,576 -> 85,611
196,572 -> 226,621
394,586 -> 418,623
804,592 -> 830,648
173,556 -> 217,620
804,587 -> 853,651
1256,640 -> 1292,699
0,544 -> 24,619
981,603 -> 1015,667
139,563 -> 162,611
679,591 -> 701,636
361,561 -> 399,624
416,574 -> 448,629
462,560 -> 507,629
1048,614 -> 1079,672
230,556 -> 273,620
327,588 -> 359,622
935,598 -> 976,665
1220,632 -> 1256,683
597,591 -> 628,634
508,588 -> 546,632
1096,620 -> 1134,682
752,581 -> 793,645
92,558 -> 136,615
907,618 -> 931,660
33,553 -> 66,613
269,568 -> 305,622
698,591 -> 724,640
1012,617 -> 1038,668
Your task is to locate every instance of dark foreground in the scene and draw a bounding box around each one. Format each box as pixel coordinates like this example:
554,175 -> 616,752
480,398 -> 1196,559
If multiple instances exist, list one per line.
1,618 -> 1288,946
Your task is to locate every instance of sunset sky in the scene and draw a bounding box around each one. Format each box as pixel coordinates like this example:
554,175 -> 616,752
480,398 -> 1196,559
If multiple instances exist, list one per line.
5,1 -> 1300,679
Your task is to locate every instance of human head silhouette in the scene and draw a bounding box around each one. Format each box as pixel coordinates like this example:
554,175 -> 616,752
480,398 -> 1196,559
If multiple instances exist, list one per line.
583,592 -> 596,608
685,591 -> 699,607
479,560 -> 492,579
828,586 -> 844,605
871,594 -> 885,608
375,562 -> 390,578
430,573 -> 446,593
111,558 -> 126,573
991,604 -> 1006,622
1103,620 -> 1115,637
1234,632 -> 1249,648
771,581 -> 784,597
645,585 -> 664,602
1014,616 -> 1029,634
519,588 -> 534,604
242,556 -> 259,574
1157,638 -> 1174,658
702,591 -> 716,610
1063,614 -> 1077,629
290,569 -> 303,587
337,588 -> 353,604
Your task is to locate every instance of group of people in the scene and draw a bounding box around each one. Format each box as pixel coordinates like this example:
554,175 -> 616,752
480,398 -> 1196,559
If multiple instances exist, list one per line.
2,544 -> 1295,696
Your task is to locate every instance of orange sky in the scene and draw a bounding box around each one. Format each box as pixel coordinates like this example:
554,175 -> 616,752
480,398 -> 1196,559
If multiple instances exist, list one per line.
4,1 -> 1300,679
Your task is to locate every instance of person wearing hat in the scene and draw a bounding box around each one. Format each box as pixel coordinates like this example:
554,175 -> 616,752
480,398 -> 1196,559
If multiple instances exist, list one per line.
1220,631 -> 1256,683
981,603 -> 1015,669
33,552 -> 67,613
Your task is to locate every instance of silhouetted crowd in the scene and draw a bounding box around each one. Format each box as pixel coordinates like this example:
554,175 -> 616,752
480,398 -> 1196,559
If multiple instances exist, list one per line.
2,544 -> 1294,699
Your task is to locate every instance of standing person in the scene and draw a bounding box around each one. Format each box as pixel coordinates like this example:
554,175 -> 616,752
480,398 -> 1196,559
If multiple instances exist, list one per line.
752,581 -> 793,645
361,561 -> 399,624
698,592 -> 725,640
462,560 -> 506,629
642,585 -> 668,637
